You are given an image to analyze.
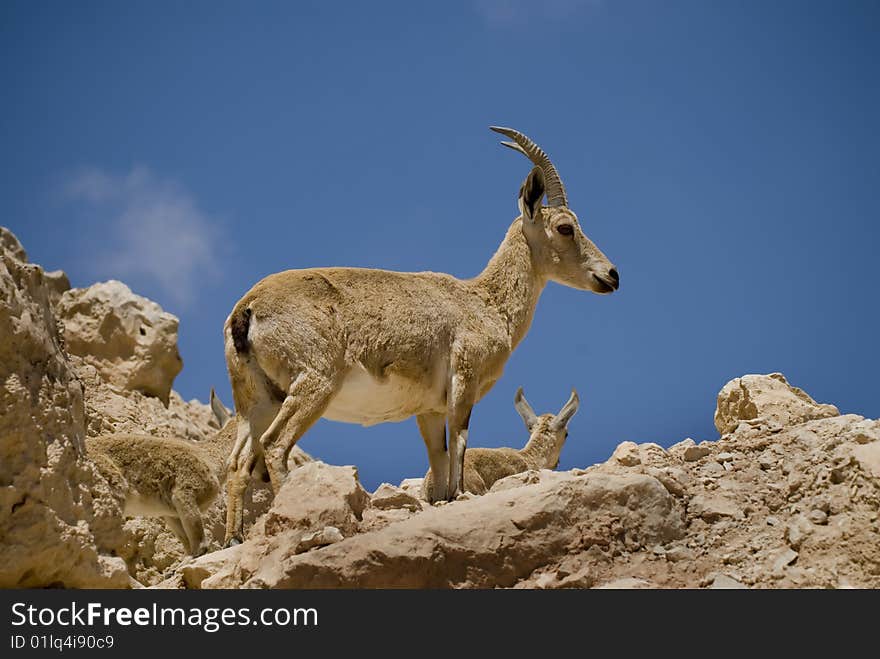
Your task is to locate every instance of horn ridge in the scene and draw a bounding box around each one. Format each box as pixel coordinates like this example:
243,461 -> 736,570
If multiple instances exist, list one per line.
490,126 -> 568,207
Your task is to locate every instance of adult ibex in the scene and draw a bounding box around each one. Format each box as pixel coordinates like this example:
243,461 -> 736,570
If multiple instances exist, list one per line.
223,126 -> 618,543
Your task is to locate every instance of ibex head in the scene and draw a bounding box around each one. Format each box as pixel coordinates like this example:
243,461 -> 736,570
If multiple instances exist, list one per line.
514,387 -> 580,469
491,126 -> 619,294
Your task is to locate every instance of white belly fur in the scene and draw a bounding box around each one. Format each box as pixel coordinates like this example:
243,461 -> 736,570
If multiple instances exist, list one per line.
124,493 -> 175,518
323,365 -> 444,426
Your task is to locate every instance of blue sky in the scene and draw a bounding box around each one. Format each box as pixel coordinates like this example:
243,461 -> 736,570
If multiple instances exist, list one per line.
3,1 -> 878,490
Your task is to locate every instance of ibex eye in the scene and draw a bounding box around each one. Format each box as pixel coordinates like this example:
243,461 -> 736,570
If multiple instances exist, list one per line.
556,224 -> 574,236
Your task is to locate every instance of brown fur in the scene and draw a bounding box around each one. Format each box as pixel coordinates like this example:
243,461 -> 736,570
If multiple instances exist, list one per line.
85,396 -> 237,556
223,132 -> 617,544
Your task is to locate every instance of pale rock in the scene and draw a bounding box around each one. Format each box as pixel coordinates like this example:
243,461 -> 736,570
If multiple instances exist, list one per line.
668,438 -> 696,455
488,468 -> 569,492
226,472 -> 684,589
852,442 -> 880,480
711,574 -> 747,589
808,509 -> 828,525
690,494 -> 743,523
785,515 -> 813,550
398,477 -> 426,499
1,226 -> 27,261
684,445 -> 711,462
43,270 -> 71,307
844,418 -> 880,445
612,441 -> 641,466
359,507 -> 416,533
295,526 -> 344,554
714,373 -> 838,435
646,467 -> 686,497
261,462 -> 369,538
57,280 -> 183,404
593,577 -> 654,589
716,452 -> 735,463
758,451 -> 778,470
664,545 -> 696,562
554,565 -> 594,589
180,545 -> 244,589
0,228 -> 126,588
371,483 -> 424,512
771,548 -> 798,572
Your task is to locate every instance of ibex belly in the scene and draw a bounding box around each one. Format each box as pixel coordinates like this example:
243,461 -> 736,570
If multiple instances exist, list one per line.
124,493 -> 176,518
323,365 -> 445,426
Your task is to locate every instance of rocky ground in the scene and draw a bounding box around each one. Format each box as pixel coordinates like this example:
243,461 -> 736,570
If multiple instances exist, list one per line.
2,225 -> 878,589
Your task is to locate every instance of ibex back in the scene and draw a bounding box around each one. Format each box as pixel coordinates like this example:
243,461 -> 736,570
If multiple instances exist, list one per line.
223,126 -> 618,544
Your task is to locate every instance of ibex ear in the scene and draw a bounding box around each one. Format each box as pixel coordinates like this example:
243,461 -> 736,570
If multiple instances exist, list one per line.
518,166 -> 545,222
210,387 -> 231,428
552,388 -> 579,430
514,386 -> 538,431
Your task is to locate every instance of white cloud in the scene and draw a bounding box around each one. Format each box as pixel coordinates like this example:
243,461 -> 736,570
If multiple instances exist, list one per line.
475,0 -> 602,28
65,166 -> 222,308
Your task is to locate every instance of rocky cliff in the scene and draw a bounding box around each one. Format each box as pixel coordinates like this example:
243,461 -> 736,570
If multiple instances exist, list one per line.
1,226 -> 878,589
158,371 -> 878,589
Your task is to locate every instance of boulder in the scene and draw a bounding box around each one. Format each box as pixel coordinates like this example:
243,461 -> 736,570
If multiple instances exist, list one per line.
229,471 -> 684,589
611,441 -> 641,466
371,483 -> 423,512
260,462 -> 370,538
57,280 -> 182,404
714,373 -> 838,435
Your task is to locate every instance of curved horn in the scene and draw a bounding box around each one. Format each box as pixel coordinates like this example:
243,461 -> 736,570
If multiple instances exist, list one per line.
490,126 -> 569,207
552,388 -> 580,430
514,387 -> 538,430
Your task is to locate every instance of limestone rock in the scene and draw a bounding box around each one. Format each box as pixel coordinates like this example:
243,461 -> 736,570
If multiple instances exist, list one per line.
664,545 -> 696,562
711,574 -> 747,589
0,226 -> 26,262
771,548 -> 799,572
611,441 -> 641,466
295,526 -> 345,554
57,280 -> 183,404
260,462 -> 370,538
398,478 -> 426,499
225,472 -> 684,589
0,228 -> 126,588
684,445 -> 711,462
488,468 -> 569,492
852,442 -> 880,480
593,578 -> 654,589
714,373 -> 838,435
180,546 -> 244,589
371,483 -> 423,512
690,494 -> 743,522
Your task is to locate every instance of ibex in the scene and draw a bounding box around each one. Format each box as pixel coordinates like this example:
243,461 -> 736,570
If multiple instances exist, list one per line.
86,390 -> 234,556
422,387 -> 580,499
223,126 -> 618,544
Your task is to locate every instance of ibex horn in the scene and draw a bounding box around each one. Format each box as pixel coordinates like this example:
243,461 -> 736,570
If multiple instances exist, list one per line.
490,126 -> 569,208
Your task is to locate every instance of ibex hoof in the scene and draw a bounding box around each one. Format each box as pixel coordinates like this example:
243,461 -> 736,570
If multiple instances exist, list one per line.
225,537 -> 242,548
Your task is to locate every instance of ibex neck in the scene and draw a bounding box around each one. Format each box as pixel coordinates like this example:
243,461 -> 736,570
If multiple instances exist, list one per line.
202,421 -> 238,480
472,219 -> 545,348
520,433 -> 561,470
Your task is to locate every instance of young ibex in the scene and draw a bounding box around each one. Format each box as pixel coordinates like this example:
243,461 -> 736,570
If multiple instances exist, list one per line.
86,390 -> 234,556
223,126 -> 618,543
422,387 -> 579,499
